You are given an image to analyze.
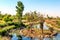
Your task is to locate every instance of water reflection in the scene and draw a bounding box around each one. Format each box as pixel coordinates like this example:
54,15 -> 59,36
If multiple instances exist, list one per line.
11,33 -> 60,40
44,38 -> 51,40
11,33 -> 18,40
43,23 -> 49,30
33,23 -> 49,30
33,37 -> 40,40
22,36 -> 58,40
55,34 -> 60,40
22,36 -> 31,40
11,23 -> 60,40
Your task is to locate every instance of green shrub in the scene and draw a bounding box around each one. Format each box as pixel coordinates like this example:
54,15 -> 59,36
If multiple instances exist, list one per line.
0,25 -> 15,33
0,23 -> 6,27
13,22 -> 19,27
0,20 -> 6,27
7,21 -> 14,25
56,21 -> 60,26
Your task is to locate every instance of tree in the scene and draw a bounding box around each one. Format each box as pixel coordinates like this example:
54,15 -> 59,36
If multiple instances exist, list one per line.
33,11 -> 38,21
24,11 -> 39,22
24,12 -> 30,21
40,14 -> 44,34
47,14 -> 49,18
49,27 -> 54,33
16,1 -> 24,26
0,13 -> 2,20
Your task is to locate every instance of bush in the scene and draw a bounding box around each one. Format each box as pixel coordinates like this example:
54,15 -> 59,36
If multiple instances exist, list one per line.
0,23 -> 6,27
7,21 -> 14,25
0,25 -> 16,35
56,21 -> 60,26
0,20 -> 6,27
0,30 -> 6,36
13,22 -> 19,27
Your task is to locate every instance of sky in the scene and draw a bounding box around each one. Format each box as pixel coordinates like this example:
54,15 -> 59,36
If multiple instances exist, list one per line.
0,0 -> 60,17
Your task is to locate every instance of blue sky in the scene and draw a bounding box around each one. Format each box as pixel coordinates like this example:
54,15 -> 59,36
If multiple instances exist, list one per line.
0,0 -> 60,17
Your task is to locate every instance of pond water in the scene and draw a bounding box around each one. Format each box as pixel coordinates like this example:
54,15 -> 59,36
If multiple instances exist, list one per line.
33,22 -> 49,30
11,23 -> 60,40
11,34 -> 18,40
11,33 -> 60,40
